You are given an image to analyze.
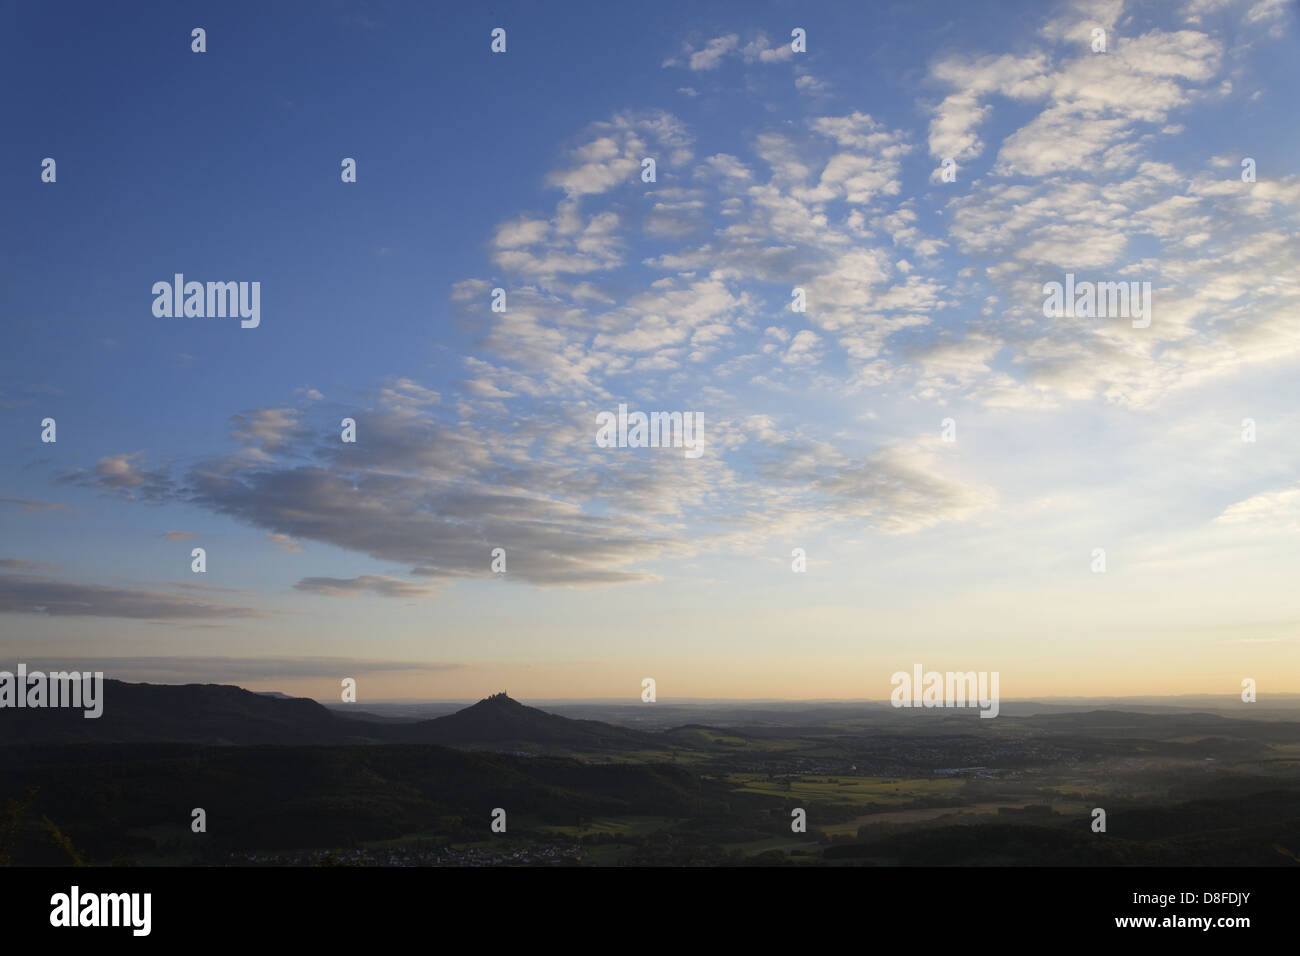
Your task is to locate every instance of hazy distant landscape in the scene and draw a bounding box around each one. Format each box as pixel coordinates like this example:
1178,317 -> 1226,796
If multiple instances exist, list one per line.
3,683 -> 1297,867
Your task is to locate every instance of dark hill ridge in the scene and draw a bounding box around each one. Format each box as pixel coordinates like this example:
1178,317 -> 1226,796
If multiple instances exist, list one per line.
0,680 -> 372,746
0,682 -> 662,752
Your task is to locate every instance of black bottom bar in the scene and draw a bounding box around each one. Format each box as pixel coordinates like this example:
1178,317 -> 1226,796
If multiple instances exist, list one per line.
3,865 -> 1285,941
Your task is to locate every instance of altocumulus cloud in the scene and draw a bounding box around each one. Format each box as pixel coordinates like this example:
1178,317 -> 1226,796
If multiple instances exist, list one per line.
31,0 -> 1286,604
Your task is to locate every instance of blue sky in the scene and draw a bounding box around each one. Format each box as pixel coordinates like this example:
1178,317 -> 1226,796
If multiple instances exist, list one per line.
2,0 -> 1298,700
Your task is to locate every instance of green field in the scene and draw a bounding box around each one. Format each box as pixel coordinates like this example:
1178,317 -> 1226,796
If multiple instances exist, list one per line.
533,815 -> 672,837
726,774 -> 965,806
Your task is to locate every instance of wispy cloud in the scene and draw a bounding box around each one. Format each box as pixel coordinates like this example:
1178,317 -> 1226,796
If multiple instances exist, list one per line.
0,497 -> 73,514
293,575 -> 436,598
0,574 -> 267,620
5,656 -> 463,683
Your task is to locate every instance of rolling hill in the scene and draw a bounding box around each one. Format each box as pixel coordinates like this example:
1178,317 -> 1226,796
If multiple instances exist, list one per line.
383,692 -> 659,751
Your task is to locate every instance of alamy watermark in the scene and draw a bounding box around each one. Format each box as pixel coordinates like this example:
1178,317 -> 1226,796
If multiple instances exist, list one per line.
50,886 -> 150,936
890,664 -> 999,718
0,664 -> 104,718
595,404 -> 704,459
152,274 -> 260,328
1043,273 -> 1151,329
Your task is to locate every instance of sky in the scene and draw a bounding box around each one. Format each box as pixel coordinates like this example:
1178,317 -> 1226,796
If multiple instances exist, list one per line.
2,0 -> 1298,702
